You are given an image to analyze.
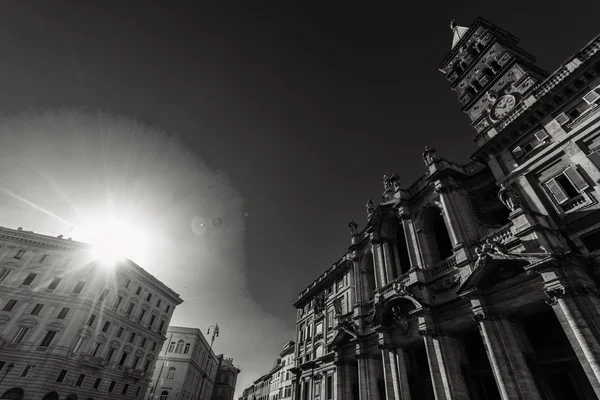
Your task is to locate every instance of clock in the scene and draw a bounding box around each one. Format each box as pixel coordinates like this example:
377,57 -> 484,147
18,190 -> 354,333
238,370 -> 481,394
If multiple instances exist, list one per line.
490,94 -> 517,120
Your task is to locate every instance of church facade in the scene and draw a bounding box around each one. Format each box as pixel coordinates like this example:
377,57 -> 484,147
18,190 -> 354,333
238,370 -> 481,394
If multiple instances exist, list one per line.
292,17 -> 600,400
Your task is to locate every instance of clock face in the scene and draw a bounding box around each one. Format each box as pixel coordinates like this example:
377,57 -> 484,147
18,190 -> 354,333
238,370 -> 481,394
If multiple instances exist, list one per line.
490,94 -> 516,120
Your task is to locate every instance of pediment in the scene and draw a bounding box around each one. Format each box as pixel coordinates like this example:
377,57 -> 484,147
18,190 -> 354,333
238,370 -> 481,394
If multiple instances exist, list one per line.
457,252 -> 551,295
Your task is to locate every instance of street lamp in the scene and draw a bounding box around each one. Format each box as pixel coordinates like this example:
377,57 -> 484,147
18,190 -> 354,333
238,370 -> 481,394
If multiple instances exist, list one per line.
0,362 -> 14,385
194,323 -> 219,400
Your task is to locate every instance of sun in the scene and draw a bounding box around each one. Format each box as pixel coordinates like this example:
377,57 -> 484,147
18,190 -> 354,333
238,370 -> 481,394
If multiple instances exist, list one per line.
83,218 -> 147,266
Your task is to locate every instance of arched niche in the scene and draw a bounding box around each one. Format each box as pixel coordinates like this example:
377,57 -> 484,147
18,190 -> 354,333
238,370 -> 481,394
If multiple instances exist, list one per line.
65,395 -> 78,400
1,387 -> 24,400
379,297 -> 421,337
416,206 -> 453,267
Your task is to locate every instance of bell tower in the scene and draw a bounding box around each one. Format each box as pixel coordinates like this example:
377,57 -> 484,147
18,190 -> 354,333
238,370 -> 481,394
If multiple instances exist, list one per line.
439,18 -> 548,138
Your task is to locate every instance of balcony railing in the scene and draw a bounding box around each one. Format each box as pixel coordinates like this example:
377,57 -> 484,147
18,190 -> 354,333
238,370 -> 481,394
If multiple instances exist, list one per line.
78,354 -> 106,368
428,255 -> 457,280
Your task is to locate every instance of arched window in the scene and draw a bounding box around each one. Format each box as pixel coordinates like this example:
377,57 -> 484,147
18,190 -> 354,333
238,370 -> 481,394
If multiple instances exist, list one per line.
175,340 -> 184,353
418,207 -> 454,266
315,345 -> 323,359
0,387 -> 24,400
160,391 -> 169,400
42,392 -> 59,400
167,367 -> 176,380
396,227 -> 411,275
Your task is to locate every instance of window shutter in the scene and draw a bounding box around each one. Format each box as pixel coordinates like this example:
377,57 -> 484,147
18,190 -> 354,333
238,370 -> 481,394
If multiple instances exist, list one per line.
555,113 -> 570,125
583,89 -> 600,105
534,129 -> 549,141
564,166 -> 589,192
588,150 -> 600,170
546,178 -> 569,204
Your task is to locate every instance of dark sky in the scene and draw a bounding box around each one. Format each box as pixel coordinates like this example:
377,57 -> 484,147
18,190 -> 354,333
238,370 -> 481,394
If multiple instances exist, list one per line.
1,0 -> 599,380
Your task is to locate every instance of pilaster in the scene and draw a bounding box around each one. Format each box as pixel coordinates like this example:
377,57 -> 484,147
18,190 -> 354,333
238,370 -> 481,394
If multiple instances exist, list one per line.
356,350 -> 380,400
378,332 -> 411,400
470,299 -> 542,400
370,233 -> 387,288
543,276 -> 600,398
417,315 -> 470,400
398,211 -> 423,270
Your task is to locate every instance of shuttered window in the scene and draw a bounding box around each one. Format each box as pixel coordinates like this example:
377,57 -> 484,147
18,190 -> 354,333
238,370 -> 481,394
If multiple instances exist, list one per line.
545,166 -> 588,206
588,150 -> 600,170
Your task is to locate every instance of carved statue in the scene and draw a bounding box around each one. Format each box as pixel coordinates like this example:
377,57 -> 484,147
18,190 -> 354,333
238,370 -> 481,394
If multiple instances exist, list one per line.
333,297 -> 343,317
365,199 -> 375,218
497,183 -> 521,212
389,174 -> 402,191
391,306 -> 411,337
475,238 -> 507,267
348,220 -> 358,236
370,293 -> 386,327
486,90 -> 498,103
392,281 -> 410,297
313,292 -> 325,314
383,175 -> 392,192
449,19 -> 457,31
422,146 -> 438,166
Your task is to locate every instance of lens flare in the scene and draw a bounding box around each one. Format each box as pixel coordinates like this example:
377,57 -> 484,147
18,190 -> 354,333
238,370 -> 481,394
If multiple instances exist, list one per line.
83,218 -> 147,266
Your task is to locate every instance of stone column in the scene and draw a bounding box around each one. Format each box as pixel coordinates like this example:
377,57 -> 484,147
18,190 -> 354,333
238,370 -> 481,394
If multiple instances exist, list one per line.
379,343 -> 411,400
545,285 -> 600,397
471,303 -> 542,400
357,353 -> 380,400
419,328 -> 470,400
371,234 -> 387,288
399,213 -> 423,269
383,242 -> 397,282
335,361 -> 354,400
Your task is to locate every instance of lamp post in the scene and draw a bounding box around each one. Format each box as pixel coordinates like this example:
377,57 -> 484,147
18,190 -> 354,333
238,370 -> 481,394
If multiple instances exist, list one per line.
195,323 -> 219,400
0,362 -> 14,386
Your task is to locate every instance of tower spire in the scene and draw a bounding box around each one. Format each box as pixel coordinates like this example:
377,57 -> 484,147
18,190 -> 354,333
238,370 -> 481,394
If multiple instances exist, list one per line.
449,19 -> 469,49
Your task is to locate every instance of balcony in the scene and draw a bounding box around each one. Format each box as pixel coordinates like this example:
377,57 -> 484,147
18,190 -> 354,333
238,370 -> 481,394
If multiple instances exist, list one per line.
123,367 -> 144,381
78,354 -> 106,369
427,255 -> 457,280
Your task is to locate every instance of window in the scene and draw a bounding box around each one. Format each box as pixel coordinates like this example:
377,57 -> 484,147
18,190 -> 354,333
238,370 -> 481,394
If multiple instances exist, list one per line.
108,380 -> 116,392
75,373 -> 86,387
119,352 -> 129,366
545,166 -> 589,205
99,289 -> 109,302
86,314 -> 96,327
152,342 -> 157,351
72,337 -> 85,353
149,314 -> 156,328
39,330 -> 57,347
184,343 -> 191,354
22,273 -> 37,286
168,341 -> 176,352
160,391 -> 169,400
166,304 -> 171,313
57,307 -> 69,319
93,377 -> 101,388
122,383 -> 129,395
47,277 -> 61,290
91,342 -> 102,357
136,286 -> 142,295
129,332 -> 136,343
12,327 -> 29,344
143,359 -> 151,372
326,375 -> 333,400
21,364 -> 36,377
581,229 -> 600,252
14,249 -> 26,259
102,321 -> 111,332
157,299 -> 162,308
3,299 -> 17,311
139,309 -> 146,321
31,303 -> 44,315
336,277 -> 345,290
136,387 -> 141,396
73,281 -> 86,294
127,303 -> 135,315
56,369 -> 68,383
141,337 -> 147,348
327,310 -> 334,328
132,356 -> 141,369
175,340 -> 184,353
314,381 -> 321,397
114,296 -> 123,309
116,327 -> 124,338
316,322 -> 323,335
146,293 -> 152,302
167,367 -> 176,379
159,320 -> 165,332
0,268 -> 10,282
583,85 -> 600,105
39,254 -> 48,263
105,347 -> 116,362
125,279 -> 131,289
